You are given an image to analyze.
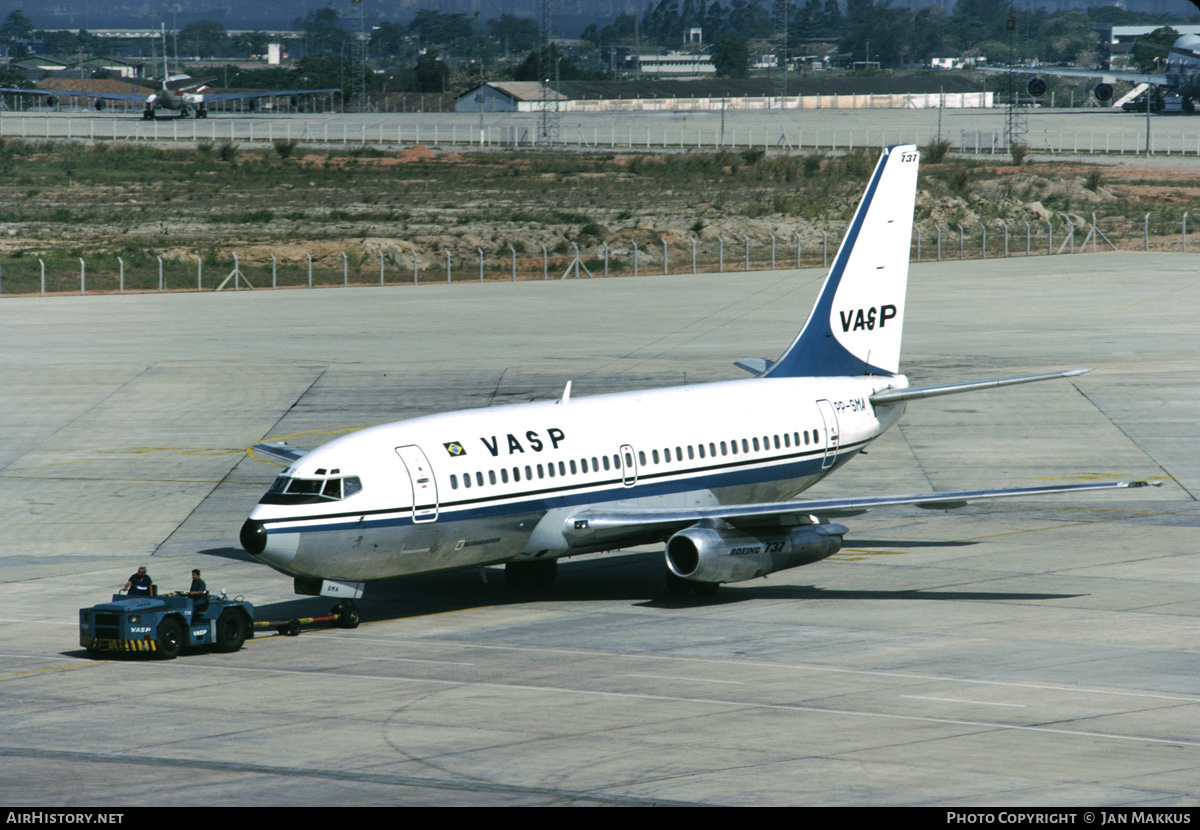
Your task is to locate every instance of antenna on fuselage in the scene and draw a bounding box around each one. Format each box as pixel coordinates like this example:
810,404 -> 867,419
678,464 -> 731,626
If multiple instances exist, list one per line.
559,381 -> 572,404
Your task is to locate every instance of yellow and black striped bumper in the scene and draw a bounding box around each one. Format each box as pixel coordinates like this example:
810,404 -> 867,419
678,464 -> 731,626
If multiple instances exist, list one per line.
81,636 -> 157,653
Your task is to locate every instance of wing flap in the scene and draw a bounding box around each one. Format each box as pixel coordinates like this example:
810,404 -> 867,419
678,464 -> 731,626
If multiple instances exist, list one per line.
870,369 -> 1089,405
565,480 -> 1156,543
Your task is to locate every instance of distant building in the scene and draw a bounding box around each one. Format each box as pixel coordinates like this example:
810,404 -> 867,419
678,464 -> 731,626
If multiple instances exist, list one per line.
623,50 -> 715,77
457,76 -> 992,113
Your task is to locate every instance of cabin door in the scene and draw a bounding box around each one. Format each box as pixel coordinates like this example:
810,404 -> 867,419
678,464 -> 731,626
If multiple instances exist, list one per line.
815,400 -> 841,470
395,445 -> 439,523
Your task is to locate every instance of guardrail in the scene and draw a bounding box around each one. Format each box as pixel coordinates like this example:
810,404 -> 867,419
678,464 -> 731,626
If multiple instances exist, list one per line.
1,212 -> 1192,297
2,113 -> 1199,157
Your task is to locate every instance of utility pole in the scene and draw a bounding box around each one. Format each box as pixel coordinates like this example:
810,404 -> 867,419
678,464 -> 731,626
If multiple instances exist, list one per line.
1004,0 -> 1028,150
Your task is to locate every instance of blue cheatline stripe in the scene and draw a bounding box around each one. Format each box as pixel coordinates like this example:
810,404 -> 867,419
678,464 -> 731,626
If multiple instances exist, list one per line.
262,439 -> 868,535
766,145 -> 898,379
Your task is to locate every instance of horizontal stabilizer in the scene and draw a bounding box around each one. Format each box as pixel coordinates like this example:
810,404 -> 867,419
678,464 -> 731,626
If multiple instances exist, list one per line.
734,358 -> 774,376
870,369 -> 1090,405
251,441 -> 308,465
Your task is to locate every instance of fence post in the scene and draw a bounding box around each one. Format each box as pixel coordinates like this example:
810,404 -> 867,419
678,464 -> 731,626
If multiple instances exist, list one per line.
743,234 -> 750,271
195,255 -> 202,291
633,241 -> 639,277
307,253 -> 313,288
510,245 -> 517,281
445,249 -> 451,283
795,232 -> 801,268
936,226 -> 942,261
1183,211 -> 1188,252
80,257 -> 86,295
662,238 -> 668,275
380,251 -> 385,286
691,238 -> 697,274
1024,222 -> 1031,256
40,258 -> 46,296
343,252 -> 349,287
915,227 -> 921,262
1144,214 -> 1150,251
1046,221 -> 1052,255
822,232 -> 828,267
603,243 -> 609,278
1003,223 -> 1009,257
542,246 -> 548,280
769,233 -> 776,270
958,224 -> 964,260
718,237 -> 725,272
413,250 -> 418,285
478,247 -> 485,282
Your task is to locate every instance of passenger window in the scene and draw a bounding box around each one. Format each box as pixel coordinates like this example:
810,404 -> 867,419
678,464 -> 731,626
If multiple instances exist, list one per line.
774,435 -> 781,449
652,449 -> 660,464
638,451 -> 646,466
752,437 -> 760,451
741,439 -> 749,453
602,456 -> 610,471
698,444 -> 705,459
537,464 -> 544,479
500,469 -> 509,484
730,440 -> 738,455
569,460 -> 577,474
476,472 -> 484,486
720,441 -> 727,455
489,470 -> 497,485
675,447 -> 683,461
525,465 -> 532,480
687,446 -> 694,460
558,461 -> 566,476
450,475 -> 458,490
463,474 -> 471,488
513,467 -> 521,482
709,442 -> 716,456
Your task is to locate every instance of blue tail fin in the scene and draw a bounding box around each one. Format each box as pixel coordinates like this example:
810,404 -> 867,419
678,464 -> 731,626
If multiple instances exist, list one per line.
765,144 -> 919,379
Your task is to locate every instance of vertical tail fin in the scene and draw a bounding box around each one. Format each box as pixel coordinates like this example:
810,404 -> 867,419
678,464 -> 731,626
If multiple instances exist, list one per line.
765,144 -> 919,378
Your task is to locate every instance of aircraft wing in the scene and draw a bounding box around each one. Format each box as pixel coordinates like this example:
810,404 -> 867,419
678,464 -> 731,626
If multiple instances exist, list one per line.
250,441 -> 309,465
0,87 -> 154,103
979,66 -> 1166,86
565,480 -> 1158,545
185,88 -> 339,104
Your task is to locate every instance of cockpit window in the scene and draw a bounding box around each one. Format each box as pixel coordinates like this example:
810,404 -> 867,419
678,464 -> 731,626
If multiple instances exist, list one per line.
260,474 -> 363,505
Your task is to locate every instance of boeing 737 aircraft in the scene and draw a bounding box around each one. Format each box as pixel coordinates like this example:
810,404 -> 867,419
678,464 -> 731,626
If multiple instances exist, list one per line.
1,26 -> 337,119
240,144 -> 1151,625
986,33 -> 1200,111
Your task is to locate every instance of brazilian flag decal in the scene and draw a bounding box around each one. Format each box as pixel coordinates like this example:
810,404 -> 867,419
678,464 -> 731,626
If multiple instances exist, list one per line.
444,441 -> 467,458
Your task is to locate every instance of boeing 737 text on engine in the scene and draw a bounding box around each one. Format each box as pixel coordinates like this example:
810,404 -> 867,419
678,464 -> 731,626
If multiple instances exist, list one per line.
240,144 -> 1152,615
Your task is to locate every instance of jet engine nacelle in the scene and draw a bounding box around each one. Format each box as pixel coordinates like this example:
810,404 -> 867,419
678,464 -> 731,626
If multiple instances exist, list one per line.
665,522 -> 848,584
44,95 -> 58,108
94,99 -> 106,111
1027,77 -> 1048,98
1093,82 -> 1114,103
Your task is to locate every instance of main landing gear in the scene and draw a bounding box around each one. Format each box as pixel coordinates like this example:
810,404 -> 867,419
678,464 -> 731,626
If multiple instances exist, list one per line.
331,600 -> 361,628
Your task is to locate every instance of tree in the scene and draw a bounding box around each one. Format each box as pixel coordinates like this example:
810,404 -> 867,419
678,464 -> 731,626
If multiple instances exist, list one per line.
488,14 -> 540,54
414,49 -> 449,92
295,7 -> 352,56
711,35 -> 750,78
1131,27 -> 1178,74
408,10 -> 474,48
178,20 -> 228,58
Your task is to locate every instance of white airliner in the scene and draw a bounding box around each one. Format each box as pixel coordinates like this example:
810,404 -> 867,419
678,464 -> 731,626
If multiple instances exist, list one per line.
986,33 -> 1200,111
1,26 -> 337,120
240,144 -> 1151,625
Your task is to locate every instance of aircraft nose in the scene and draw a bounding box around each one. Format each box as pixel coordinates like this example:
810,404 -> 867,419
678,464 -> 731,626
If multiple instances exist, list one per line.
240,519 -> 267,556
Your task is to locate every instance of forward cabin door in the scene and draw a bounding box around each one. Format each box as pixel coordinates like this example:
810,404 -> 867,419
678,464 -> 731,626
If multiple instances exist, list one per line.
395,445 -> 439,523
815,400 -> 841,469
619,444 -> 638,486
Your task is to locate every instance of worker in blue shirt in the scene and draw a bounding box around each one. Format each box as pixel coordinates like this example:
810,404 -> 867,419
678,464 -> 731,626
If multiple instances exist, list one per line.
124,567 -> 154,596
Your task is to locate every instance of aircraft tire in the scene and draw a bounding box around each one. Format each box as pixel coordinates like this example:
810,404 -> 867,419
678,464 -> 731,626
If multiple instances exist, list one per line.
214,610 -> 248,652
155,617 -> 184,659
335,602 -> 361,629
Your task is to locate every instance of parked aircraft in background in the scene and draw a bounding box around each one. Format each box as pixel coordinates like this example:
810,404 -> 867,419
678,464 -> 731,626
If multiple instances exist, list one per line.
0,25 -> 337,119
241,144 -> 1153,622
987,33 -> 1200,112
